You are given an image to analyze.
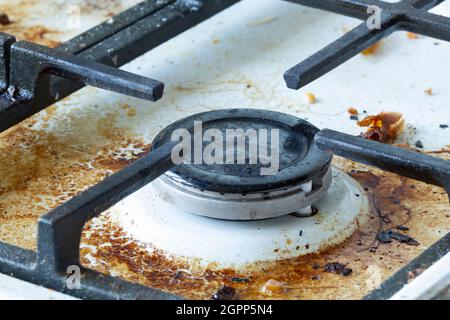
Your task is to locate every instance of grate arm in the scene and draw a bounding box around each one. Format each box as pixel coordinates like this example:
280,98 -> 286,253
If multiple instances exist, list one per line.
315,129 -> 450,201
36,142 -> 177,272
9,41 -> 164,102
284,14 -> 399,89
402,11 -> 450,41
406,0 -> 446,10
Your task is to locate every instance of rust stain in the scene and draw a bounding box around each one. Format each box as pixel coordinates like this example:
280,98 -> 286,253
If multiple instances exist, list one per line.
0,0 -> 61,47
0,104 -> 150,250
348,171 -> 380,189
79,154 -> 450,300
1,23 -> 61,47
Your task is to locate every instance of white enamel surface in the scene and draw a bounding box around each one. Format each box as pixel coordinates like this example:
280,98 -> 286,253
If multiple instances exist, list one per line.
0,274 -> 76,300
110,168 -> 368,269
30,0 -> 450,151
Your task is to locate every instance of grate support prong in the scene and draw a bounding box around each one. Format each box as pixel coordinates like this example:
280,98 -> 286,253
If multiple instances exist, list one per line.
284,0 -> 450,89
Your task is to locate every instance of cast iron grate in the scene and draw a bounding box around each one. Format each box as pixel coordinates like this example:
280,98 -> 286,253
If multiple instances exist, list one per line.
283,0 -> 450,89
0,0 -> 448,300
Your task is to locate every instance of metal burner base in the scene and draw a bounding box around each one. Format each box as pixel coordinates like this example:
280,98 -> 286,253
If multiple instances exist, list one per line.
110,168 -> 369,270
152,166 -> 331,221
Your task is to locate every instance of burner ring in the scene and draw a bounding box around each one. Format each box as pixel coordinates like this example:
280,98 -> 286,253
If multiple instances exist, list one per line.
152,109 -> 332,194
152,166 -> 332,220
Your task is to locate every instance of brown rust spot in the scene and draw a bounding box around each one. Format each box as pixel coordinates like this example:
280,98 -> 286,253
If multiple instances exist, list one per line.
349,171 -> 380,189
3,23 -> 61,47
80,214 -> 253,300
0,0 -> 61,47
0,103 -> 150,250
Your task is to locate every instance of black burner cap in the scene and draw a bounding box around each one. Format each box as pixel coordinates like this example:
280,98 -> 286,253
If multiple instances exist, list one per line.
152,109 -> 332,193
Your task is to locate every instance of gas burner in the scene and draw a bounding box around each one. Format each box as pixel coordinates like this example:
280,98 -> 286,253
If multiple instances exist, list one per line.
110,109 -> 370,268
151,109 -> 332,220
112,167 -> 368,268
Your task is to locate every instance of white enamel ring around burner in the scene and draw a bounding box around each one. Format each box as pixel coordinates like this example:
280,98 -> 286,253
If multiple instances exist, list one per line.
109,167 -> 369,270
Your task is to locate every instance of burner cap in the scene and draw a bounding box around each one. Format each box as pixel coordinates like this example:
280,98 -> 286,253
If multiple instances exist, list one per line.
152,109 -> 332,194
151,109 -> 333,220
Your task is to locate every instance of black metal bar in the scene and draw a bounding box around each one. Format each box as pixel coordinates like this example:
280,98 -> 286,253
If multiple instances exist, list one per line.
284,16 -> 400,89
11,41 -> 164,101
284,0 -> 390,20
57,0 -> 175,55
0,33 -> 15,93
0,242 -> 36,273
63,267 -> 182,300
67,268 -> 182,300
283,0 -> 446,25
315,129 -> 450,199
0,41 -> 164,132
401,11 -> 450,41
37,142 -> 177,272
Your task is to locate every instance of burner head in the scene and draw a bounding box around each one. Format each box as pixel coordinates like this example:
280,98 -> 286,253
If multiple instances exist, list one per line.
152,109 -> 332,220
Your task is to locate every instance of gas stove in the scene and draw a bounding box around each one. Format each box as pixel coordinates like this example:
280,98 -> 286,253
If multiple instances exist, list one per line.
0,0 -> 449,300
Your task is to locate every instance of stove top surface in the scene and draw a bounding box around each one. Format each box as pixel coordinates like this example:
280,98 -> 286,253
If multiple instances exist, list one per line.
0,0 -> 449,300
